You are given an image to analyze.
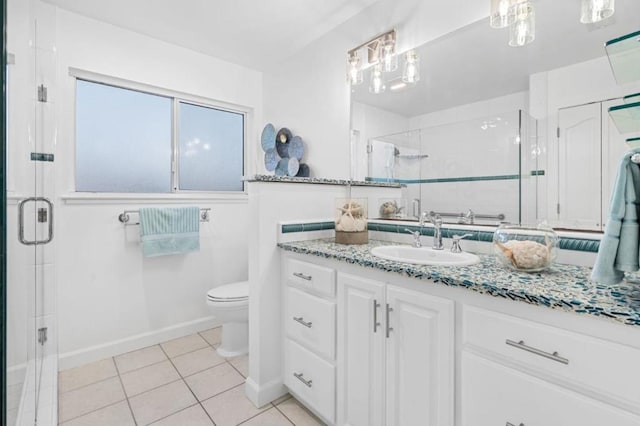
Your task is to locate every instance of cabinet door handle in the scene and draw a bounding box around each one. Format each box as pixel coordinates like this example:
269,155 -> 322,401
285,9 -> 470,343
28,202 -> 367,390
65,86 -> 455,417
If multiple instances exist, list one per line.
386,304 -> 393,338
506,422 -> 525,426
373,299 -> 381,333
293,272 -> 312,281
293,372 -> 313,388
293,316 -> 313,328
505,339 -> 569,365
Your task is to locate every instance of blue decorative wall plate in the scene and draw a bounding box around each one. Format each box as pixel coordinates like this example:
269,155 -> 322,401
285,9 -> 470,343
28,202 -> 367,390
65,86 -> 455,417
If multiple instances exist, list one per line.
289,136 -> 304,160
275,158 -> 289,176
287,157 -> 300,176
264,148 -> 279,171
276,127 -> 292,144
261,123 -> 276,152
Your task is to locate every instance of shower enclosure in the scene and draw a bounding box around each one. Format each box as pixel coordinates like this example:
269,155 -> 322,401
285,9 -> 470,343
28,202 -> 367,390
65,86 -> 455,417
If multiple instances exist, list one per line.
4,1 -> 59,425
364,110 -> 540,226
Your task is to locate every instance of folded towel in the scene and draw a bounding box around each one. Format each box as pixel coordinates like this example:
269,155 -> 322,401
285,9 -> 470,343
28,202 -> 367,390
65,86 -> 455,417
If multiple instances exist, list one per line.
139,207 -> 200,257
591,150 -> 640,284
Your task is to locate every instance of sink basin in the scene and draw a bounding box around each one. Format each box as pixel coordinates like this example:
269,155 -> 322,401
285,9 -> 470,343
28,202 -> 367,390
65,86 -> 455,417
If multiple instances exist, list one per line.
370,245 -> 480,266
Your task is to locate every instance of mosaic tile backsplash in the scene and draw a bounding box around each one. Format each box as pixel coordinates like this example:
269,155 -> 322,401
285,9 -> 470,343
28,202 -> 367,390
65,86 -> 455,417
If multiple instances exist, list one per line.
278,239 -> 640,327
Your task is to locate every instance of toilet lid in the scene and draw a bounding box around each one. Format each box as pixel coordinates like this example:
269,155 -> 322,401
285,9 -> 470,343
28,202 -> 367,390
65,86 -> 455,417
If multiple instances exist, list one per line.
207,281 -> 249,301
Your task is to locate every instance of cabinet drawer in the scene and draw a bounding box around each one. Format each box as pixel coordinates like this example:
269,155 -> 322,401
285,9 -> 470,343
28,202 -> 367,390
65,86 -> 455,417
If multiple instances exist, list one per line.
462,351 -> 640,426
286,287 -> 336,360
284,339 -> 335,424
463,306 -> 640,407
286,258 -> 336,298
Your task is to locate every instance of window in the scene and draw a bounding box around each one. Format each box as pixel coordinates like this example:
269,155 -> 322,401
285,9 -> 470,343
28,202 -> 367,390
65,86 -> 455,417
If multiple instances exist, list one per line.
75,79 -> 245,193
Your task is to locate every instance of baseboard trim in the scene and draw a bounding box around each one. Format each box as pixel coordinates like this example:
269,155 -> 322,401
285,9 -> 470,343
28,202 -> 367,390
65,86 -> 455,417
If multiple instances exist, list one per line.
245,376 -> 287,408
58,316 -> 221,370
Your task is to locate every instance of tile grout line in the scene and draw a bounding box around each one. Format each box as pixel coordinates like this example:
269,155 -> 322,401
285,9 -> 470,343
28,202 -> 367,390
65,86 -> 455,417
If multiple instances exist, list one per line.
158,343 -> 218,426
113,356 -> 139,426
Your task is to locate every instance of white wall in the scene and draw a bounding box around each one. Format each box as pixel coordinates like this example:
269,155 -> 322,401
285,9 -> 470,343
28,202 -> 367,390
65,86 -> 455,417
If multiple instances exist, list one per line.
43,6 -> 263,368
262,0 -> 489,179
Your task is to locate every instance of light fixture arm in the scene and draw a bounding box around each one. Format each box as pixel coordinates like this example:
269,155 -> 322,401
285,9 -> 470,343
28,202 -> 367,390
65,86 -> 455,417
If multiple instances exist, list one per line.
347,29 -> 397,63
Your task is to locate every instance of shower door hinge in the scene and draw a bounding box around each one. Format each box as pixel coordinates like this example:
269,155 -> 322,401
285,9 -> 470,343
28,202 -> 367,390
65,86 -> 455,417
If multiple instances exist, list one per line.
367,144 -> 373,154
556,127 -> 560,138
37,327 -> 48,345
37,84 -> 48,103
557,203 -> 561,214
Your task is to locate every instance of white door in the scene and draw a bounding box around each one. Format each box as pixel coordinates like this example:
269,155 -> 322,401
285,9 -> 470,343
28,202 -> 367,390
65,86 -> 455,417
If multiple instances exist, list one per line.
557,103 -> 603,230
337,273 -> 385,426
385,286 -> 454,426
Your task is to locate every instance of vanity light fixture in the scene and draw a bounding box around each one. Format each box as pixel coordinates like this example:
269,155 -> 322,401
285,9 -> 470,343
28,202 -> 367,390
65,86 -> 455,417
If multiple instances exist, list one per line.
402,50 -> 420,84
508,1 -> 535,47
490,0 -> 517,28
347,29 -> 399,90
580,0 -> 615,24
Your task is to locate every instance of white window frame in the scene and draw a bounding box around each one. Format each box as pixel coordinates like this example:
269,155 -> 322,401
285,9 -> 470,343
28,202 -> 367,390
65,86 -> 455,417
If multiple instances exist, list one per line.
70,67 -> 249,196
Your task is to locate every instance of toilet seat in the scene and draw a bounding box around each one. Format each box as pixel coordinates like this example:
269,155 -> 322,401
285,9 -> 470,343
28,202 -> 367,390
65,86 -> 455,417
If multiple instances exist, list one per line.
207,281 -> 249,302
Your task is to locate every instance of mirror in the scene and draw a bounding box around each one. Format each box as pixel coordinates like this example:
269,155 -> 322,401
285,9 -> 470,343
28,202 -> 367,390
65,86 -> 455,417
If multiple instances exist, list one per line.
350,0 -> 640,231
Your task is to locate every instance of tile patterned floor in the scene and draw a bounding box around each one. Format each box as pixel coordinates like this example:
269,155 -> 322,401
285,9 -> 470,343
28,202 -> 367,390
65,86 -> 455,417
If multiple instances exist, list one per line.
58,328 -> 324,425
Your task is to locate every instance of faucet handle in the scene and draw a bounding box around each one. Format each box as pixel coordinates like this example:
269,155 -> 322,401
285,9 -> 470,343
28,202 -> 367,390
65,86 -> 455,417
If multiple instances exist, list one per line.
451,233 -> 473,253
404,228 -> 422,247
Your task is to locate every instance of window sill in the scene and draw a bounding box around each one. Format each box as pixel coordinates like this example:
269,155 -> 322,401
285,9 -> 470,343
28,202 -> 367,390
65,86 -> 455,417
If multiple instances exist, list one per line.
61,192 -> 248,205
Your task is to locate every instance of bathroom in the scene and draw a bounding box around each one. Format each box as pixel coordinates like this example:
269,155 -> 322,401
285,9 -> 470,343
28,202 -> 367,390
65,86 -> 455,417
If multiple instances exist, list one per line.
2,0 -> 640,425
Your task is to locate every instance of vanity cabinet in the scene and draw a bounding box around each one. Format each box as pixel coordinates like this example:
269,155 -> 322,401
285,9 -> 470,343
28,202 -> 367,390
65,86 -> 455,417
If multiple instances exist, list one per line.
337,273 -> 454,426
462,306 -> 640,426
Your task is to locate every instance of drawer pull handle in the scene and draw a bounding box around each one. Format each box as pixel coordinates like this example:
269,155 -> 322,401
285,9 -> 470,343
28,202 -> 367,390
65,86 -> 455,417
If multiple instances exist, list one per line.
386,304 -> 393,338
293,272 -> 312,281
506,423 -> 525,426
505,339 -> 569,365
373,299 -> 381,333
293,316 -> 313,328
293,372 -> 313,388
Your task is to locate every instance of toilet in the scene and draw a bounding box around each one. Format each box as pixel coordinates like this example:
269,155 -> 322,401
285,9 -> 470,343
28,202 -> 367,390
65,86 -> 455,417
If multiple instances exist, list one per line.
206,281 -> 249,357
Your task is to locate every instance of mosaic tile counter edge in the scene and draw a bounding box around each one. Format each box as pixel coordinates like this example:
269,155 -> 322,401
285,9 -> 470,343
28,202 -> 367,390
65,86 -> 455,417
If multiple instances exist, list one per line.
246,174 -> 404,188
278,239 -> 640,327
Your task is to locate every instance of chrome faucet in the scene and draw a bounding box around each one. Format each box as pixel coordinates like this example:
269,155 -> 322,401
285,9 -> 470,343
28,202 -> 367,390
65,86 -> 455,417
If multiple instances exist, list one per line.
451,233 -> 473,253
427,213 -> 444,250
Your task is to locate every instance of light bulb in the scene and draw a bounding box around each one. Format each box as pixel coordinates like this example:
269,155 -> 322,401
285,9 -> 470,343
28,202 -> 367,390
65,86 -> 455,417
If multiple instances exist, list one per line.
580,0 -> 615,24
381,38 -> 397,72
346,52 -> 363,85
402,50 -> 420,84
509,2 -> 535,47
369,64 -> 386,94
490,0 -> 516,28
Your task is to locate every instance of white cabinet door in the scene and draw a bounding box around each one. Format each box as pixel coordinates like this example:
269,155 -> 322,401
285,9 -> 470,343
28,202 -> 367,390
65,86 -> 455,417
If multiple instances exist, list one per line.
462,351 -> 640,426
385,285 -> 454,426
337,273 -> 385,426
556,103 -> 603,230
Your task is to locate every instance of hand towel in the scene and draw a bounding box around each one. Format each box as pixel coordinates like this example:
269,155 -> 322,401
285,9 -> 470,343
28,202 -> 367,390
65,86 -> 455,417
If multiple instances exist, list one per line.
591,150 -> 640,284
139,207 -> 200,257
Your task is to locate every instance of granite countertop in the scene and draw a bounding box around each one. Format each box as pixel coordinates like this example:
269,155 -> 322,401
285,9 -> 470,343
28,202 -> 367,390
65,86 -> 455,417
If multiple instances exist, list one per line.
278,239 -> 640,327
246,175 -> 403,188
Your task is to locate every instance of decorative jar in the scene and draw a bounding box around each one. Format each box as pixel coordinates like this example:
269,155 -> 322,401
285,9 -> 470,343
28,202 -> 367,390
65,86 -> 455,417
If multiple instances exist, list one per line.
492,224 -> 558,272
378,198 -> 407,219
335,198 -> 368,244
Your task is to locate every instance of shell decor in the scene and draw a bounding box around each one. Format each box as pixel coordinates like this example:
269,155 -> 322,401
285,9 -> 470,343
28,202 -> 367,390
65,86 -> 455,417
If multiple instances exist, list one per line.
493,225 -> 558,272
336,200 -> 367,232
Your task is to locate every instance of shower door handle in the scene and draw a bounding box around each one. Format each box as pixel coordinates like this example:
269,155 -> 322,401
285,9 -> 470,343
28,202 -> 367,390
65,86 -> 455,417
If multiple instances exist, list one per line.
19,197 -> 54,245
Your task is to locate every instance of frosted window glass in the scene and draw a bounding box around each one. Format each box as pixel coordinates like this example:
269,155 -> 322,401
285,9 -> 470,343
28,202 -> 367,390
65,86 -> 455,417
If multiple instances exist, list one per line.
76,80 -> 172,193
178,102 -> 244,191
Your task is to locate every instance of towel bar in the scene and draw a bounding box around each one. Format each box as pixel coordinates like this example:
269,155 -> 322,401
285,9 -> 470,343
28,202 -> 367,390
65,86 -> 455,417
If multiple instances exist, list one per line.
118,208 -> 211,226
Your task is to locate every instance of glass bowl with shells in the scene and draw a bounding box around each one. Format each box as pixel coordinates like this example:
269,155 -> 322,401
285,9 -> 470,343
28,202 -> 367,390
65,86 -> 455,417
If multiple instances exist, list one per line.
492,224 -> 559,272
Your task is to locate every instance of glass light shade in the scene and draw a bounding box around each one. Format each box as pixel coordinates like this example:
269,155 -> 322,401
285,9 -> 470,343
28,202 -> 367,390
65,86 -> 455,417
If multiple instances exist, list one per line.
381,38 -> 398,72
347,53 -> 363,85
490,0 -> 516,28
402,50 -> 420,84
580,0 -> 615,24
509,2 -> 535,47
369,64 -> 386,94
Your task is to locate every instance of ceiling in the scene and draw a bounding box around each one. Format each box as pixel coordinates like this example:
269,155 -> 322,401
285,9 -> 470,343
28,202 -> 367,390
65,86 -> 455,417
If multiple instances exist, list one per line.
42,0 -> 384,71
352,0 -> 640,117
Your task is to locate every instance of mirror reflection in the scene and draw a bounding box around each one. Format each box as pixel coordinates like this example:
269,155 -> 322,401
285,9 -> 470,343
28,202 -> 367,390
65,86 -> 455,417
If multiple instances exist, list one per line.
350,0 -> 640,231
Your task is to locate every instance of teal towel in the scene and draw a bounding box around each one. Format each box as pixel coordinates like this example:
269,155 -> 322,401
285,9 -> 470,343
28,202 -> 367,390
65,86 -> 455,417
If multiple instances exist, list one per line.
592,150 -> 640,284
139,207 -> 200,257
